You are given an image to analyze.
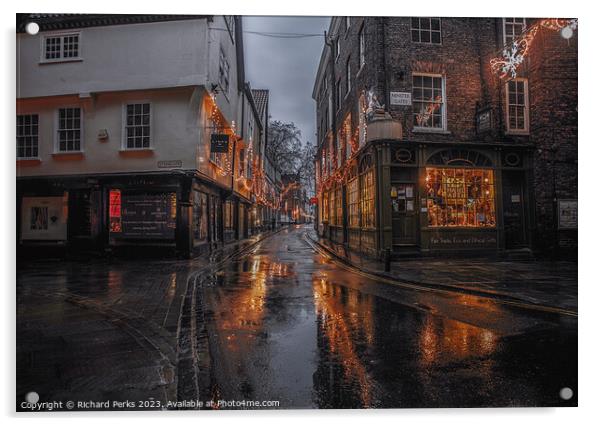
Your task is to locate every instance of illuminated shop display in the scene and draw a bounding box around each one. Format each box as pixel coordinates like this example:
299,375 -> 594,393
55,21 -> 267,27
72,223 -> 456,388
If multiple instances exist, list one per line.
109,189 -> 122,233
360,169 -> 375,229
426,168 -> 496,228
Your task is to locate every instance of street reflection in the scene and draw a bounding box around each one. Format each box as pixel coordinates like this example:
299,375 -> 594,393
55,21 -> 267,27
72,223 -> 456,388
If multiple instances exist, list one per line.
311,274 -> 504,408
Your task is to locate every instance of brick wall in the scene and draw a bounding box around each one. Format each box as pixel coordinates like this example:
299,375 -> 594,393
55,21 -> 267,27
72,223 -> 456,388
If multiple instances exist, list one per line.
314,17 -> 578,257
528,27 -> 578,255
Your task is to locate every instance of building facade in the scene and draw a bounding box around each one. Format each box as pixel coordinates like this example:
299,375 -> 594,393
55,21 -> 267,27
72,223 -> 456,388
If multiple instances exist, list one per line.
16,14 -> 271,257
313,17 -> 577,259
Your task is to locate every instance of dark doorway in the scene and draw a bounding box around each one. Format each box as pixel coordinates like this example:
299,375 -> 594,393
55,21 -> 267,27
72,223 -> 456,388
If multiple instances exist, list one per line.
391,183 -> 417,246
502,171 -> 527,248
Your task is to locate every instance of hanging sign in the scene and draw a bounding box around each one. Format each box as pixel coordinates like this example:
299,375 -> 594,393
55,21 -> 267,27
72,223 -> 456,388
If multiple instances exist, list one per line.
476,108 -> 492,133
390,92 -> 412,106
211,134 -> 230,153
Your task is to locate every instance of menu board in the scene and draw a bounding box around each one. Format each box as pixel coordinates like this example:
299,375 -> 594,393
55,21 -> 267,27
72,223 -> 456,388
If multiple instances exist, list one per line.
119,193 -> 177,239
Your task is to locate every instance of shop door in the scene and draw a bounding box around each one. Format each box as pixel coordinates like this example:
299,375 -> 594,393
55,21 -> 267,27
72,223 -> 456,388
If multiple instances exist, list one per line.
502,171 -> 527,248
391,183 -> 417,246
69,189 -> 93,239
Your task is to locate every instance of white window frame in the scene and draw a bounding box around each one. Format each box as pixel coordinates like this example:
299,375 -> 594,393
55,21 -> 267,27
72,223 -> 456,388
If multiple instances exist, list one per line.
502,18 -> 526,46
54,107 -> 84,153
412,73 -> 447,132
40,31 -> 82,63
121,101 -> 153,150
17,113 -> 40,160
505,78 -> 530,134
411,17 -> 442,44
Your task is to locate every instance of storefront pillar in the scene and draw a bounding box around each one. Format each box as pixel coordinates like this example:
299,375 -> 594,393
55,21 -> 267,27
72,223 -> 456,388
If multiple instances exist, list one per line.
177,177 -> 193,257
375,142 -> 392,256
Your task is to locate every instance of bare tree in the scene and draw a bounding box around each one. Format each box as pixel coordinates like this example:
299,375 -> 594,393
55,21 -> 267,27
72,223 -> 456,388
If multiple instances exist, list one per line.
268,120 -> 316,195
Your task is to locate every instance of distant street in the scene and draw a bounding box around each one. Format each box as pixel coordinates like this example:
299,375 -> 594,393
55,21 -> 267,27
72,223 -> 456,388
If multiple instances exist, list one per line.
17,225 -> 577,409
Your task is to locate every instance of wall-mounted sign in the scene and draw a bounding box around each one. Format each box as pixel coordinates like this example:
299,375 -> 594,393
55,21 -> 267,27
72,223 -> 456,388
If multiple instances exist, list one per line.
558,199 -> 577,230
390,92 -> 412,106
157,160 -> 183,169
211,134 -> 230,153
476,107 -> 492,133
111,192 -> 177,239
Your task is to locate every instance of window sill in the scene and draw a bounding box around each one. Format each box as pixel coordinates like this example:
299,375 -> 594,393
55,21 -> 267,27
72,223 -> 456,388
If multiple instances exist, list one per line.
505,130 -> 530,136
412,128 -> 451,135
52,152 -> 84,160
17,158 -> 42,166
39,58 -> 83,65
119,148 -> 155,158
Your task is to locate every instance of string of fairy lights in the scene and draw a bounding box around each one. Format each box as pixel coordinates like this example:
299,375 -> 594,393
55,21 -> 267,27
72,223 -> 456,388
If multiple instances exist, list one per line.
490,18 -> 578,79
209,91 -> 305,212
317,18 -> 577,196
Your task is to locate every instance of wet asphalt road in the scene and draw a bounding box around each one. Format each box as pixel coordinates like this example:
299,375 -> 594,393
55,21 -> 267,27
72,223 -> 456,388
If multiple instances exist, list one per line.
194,225 -> 577,408
16,224 -> 577,410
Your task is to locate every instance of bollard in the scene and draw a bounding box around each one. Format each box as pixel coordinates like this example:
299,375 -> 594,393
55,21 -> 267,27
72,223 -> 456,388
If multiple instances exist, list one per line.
384,248 -> 391,272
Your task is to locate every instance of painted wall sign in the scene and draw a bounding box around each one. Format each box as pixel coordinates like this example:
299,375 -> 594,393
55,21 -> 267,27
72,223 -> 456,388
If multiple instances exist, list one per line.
157,160 -> 182,169
558,199 -> 577,229
21,195 -> 68,240
390,92 -> 412,106
210,134 -> 230,153
429,231 -> 497,248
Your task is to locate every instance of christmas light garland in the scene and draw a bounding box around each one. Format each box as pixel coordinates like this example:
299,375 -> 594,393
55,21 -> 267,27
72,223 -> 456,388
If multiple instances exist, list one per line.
490,18 -> 577,79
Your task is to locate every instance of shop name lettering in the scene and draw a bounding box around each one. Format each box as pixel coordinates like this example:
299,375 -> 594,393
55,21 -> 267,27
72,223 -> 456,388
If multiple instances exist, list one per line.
430,236 -> 497,245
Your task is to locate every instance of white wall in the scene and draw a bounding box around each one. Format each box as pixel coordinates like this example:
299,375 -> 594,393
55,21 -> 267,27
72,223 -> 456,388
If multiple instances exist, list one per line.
17,16 -> 250,185
17,87 -> 202,177
17,19 -> 209,98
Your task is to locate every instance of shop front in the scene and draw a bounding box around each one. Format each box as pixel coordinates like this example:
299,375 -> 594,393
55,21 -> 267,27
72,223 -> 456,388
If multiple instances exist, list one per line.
318,139 -> 533,259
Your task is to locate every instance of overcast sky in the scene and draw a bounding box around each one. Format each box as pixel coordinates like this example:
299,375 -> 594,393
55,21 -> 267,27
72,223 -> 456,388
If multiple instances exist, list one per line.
243,16 -> 331,146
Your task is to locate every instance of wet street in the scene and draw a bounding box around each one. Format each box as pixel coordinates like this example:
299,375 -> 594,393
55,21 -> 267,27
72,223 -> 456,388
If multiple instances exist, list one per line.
192,225 -> 576,408
17,225 -> 577,410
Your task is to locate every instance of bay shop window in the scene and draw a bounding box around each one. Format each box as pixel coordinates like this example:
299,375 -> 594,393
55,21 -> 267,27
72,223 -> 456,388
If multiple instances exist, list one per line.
426,167 -> 496,227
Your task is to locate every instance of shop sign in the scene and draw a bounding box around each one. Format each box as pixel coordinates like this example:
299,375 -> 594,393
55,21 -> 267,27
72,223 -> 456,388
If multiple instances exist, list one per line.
476,107 -> 492,133
211,134 -> 230,153
21,196 -> 68,241
390,92 -> 412,106
112,193 -> 177,239
558,199 -> 577,229
429,231 -> 497,248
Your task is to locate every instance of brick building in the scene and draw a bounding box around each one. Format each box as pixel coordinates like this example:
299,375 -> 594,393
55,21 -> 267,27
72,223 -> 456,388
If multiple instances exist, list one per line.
313,17 -> 577,259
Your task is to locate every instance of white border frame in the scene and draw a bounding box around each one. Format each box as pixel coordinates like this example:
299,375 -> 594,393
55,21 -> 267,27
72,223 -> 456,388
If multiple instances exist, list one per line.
505,77 -> 530,135
412,72 -> 447,132
502,17 -> 527,46
16,113 -> 41,160
53,106 -> 84,154
121,101 -> 154,151
39,30 -> 83,64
